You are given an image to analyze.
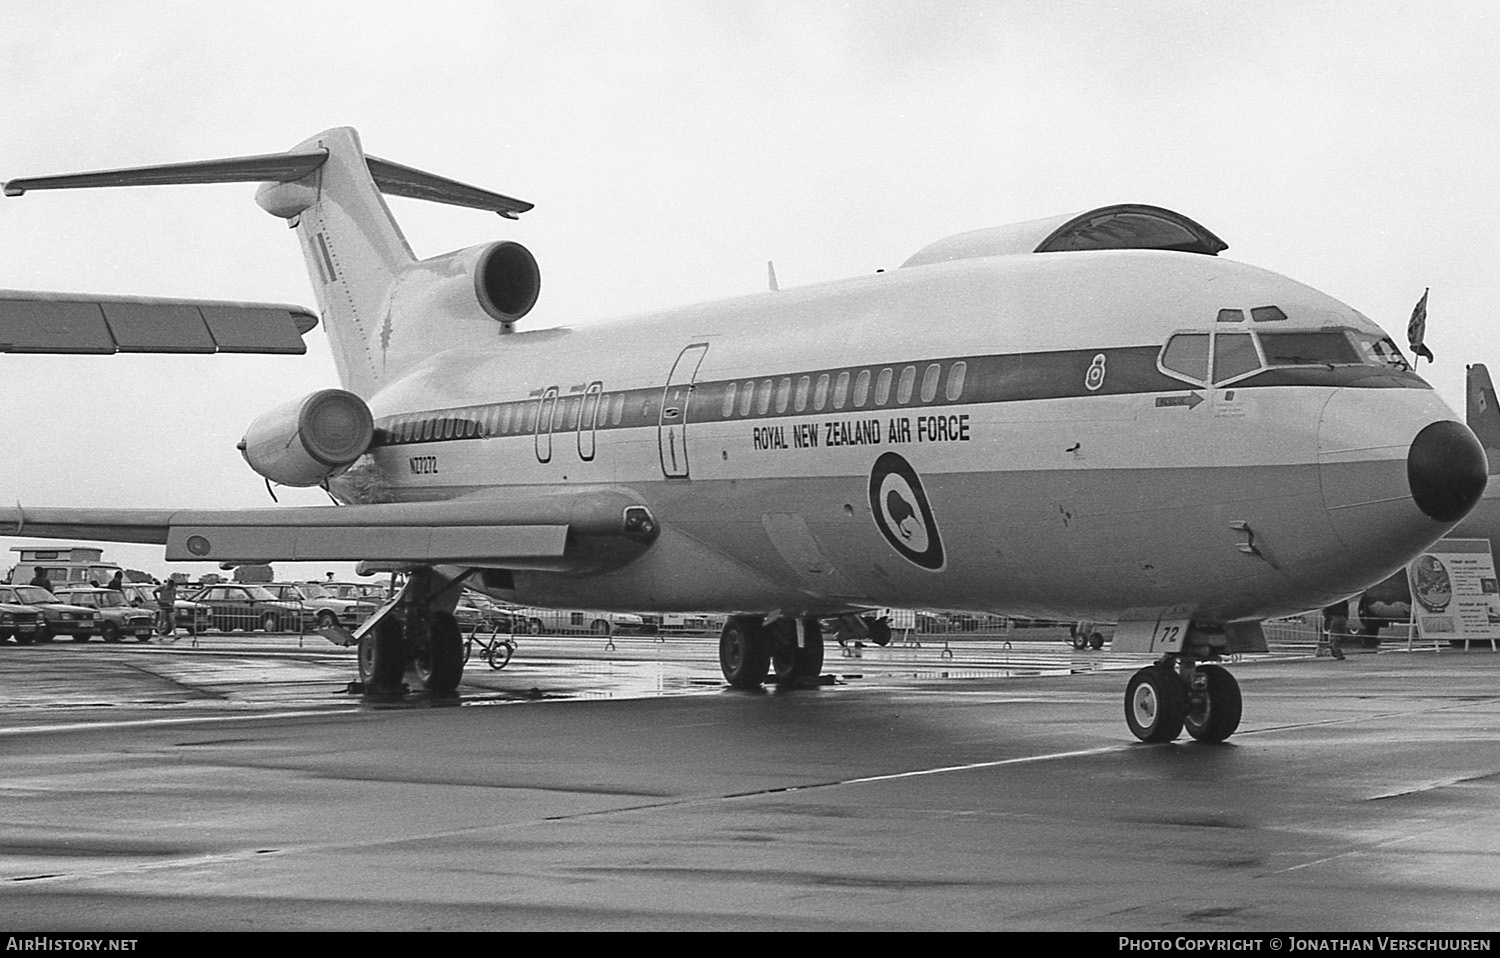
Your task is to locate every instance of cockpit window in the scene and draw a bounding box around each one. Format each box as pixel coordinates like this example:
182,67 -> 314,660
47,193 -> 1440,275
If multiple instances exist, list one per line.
1259,330 -> 1361,367
1161,333 -> 1209,382
1213,332 -> 1261,383
1349,331 -> 1413,371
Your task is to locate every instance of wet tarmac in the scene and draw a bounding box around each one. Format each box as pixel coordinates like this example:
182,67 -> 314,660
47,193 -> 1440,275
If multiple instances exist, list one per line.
2,629 -> 1498,931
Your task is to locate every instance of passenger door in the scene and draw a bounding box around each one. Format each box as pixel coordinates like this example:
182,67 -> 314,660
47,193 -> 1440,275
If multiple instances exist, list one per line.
658,343 -> 709,479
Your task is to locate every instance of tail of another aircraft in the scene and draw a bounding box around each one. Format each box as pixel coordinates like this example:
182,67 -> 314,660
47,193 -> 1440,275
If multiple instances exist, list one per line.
1466,363 -> 1500,474
3,127 -> 538,398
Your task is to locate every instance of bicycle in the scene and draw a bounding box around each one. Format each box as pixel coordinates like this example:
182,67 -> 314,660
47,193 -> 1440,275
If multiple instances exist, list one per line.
463,627 -> 516,670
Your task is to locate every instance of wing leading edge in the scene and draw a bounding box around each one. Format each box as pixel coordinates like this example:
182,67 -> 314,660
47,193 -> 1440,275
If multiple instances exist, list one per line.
0,491 -> 656,568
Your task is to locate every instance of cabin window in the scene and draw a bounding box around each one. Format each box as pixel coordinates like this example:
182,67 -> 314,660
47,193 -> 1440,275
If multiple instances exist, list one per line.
874,368 -> 893,405
853,370 -> 871,407
1251,305 -> 1288,323
897,365 -> 917,404
523,404 -> 537,431
739,381 -> 755,416
775,377 -> 792,414
832,371 -> 850,409
1260,330 -> 1362,367
1160,332 -> 1210,383
1217,308 -> 1245,323
721,382 -> 737,418
1213,332 -> 1261,383
794,375 -> 811,412
757,379 -> 773,415
920,363 -> 941,402
946,361 -> 968,401
813,373 -> 830,411
612,394 -> 626,425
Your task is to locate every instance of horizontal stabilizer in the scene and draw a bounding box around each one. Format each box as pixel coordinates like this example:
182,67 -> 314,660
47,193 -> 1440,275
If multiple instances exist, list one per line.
4,145 -> 532,218
0,291 -> 316,354
3,151 -> 328,196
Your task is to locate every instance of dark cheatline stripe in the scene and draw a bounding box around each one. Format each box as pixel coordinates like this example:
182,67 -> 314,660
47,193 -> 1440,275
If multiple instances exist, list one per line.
369,345 -> 1429,449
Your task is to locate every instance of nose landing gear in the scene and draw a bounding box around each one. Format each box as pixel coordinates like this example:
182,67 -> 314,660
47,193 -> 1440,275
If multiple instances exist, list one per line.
1125,656 -> 1242,743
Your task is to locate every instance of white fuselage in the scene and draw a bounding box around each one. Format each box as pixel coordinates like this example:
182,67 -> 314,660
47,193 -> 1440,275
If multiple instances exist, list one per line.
333,248 -> 1466,626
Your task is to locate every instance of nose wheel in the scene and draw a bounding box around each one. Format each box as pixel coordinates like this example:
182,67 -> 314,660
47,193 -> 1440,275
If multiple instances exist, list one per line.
1125,659 -> 1241,743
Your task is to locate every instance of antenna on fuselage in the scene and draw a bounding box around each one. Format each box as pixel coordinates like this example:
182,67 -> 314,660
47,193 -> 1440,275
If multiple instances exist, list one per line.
767,260 -> 779,292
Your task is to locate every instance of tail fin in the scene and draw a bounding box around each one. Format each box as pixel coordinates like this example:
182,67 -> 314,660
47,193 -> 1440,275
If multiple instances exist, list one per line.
4,127 -> 532,398
1466,363 -> 1500,474
266,128 -> 414,397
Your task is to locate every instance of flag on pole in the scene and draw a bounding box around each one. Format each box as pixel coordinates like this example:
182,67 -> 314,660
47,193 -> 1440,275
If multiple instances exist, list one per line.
1408,287 -> 1433,363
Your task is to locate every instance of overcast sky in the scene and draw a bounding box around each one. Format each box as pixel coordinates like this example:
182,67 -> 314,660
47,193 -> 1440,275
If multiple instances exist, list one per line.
1,1 -> 1497,582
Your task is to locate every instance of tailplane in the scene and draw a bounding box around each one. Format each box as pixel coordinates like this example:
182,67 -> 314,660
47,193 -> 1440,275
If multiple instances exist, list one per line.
1466,363 -> 1500,474
4,127 -> 537,397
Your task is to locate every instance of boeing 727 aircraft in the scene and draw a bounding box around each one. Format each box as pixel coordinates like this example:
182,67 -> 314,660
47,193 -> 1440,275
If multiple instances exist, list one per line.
1,127 -> 1487,743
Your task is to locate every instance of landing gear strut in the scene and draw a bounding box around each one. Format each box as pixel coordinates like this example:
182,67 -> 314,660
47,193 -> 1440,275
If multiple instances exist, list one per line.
353,568 -> 470,698
719,615 -> 826,689
1125,657 -> 1242,743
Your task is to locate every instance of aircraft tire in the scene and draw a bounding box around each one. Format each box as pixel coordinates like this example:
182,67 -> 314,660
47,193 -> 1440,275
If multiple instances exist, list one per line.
1125,665 -> 1187,743
867,617 -> 892,647
1089,632 -> 1105,650
1071,632 -> 1088,650
359,618 -> 406,694
720,617 -> 770,689
772,619 -> 825,685
414,611 -> 464,695
1185,665 -> 1242,743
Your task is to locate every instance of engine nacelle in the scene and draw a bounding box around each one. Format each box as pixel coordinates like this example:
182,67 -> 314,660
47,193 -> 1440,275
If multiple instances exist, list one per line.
238,389 -> 374,487
387,240 -> 540,334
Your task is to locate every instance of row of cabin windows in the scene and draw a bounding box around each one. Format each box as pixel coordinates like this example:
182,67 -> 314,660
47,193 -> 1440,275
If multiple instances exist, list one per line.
385,391 -> 634,444
719,361 -> 968,419
384,360 -> 972,445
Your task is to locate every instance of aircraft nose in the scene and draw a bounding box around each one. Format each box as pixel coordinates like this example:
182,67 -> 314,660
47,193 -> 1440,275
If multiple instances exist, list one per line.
1317,388 -> 1486,588
1407,420 -> 1488,522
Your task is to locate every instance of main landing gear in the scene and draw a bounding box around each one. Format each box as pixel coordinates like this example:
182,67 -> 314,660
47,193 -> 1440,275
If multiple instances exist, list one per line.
719,615 -> 827,689
356,568 -> 467,698
1125,657 -> 1242,743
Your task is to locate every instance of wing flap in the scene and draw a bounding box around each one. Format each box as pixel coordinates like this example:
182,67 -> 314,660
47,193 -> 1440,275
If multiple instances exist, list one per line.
0,490 -> 653,566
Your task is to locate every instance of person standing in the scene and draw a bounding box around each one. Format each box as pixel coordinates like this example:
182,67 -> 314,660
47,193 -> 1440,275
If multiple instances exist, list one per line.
1320,599 -> 1349,660
106,570 -> 124,592
154,578 -> 178,638
28,566 -> 54,594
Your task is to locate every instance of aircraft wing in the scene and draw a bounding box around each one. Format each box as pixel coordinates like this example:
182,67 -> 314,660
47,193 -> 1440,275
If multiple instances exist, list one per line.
0,491 -> 655,567
0,290 -> 317,354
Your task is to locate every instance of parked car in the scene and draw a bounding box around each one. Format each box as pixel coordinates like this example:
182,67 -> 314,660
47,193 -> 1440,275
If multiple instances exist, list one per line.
186,584 -> 304,632
53,588 -> 155,642
0,598 -> 43,645
268,582 -> 377,630
512,607 -> 646,636
0,584 -> 101,641
119,583 -> 212,635
323,581 -> 393,604
459,591 -> 513,632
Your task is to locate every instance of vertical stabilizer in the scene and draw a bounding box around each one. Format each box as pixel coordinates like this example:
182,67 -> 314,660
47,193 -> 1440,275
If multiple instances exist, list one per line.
4,127 -> 535,398
1466,363 -> 1500,474
257,128 -> 414,399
